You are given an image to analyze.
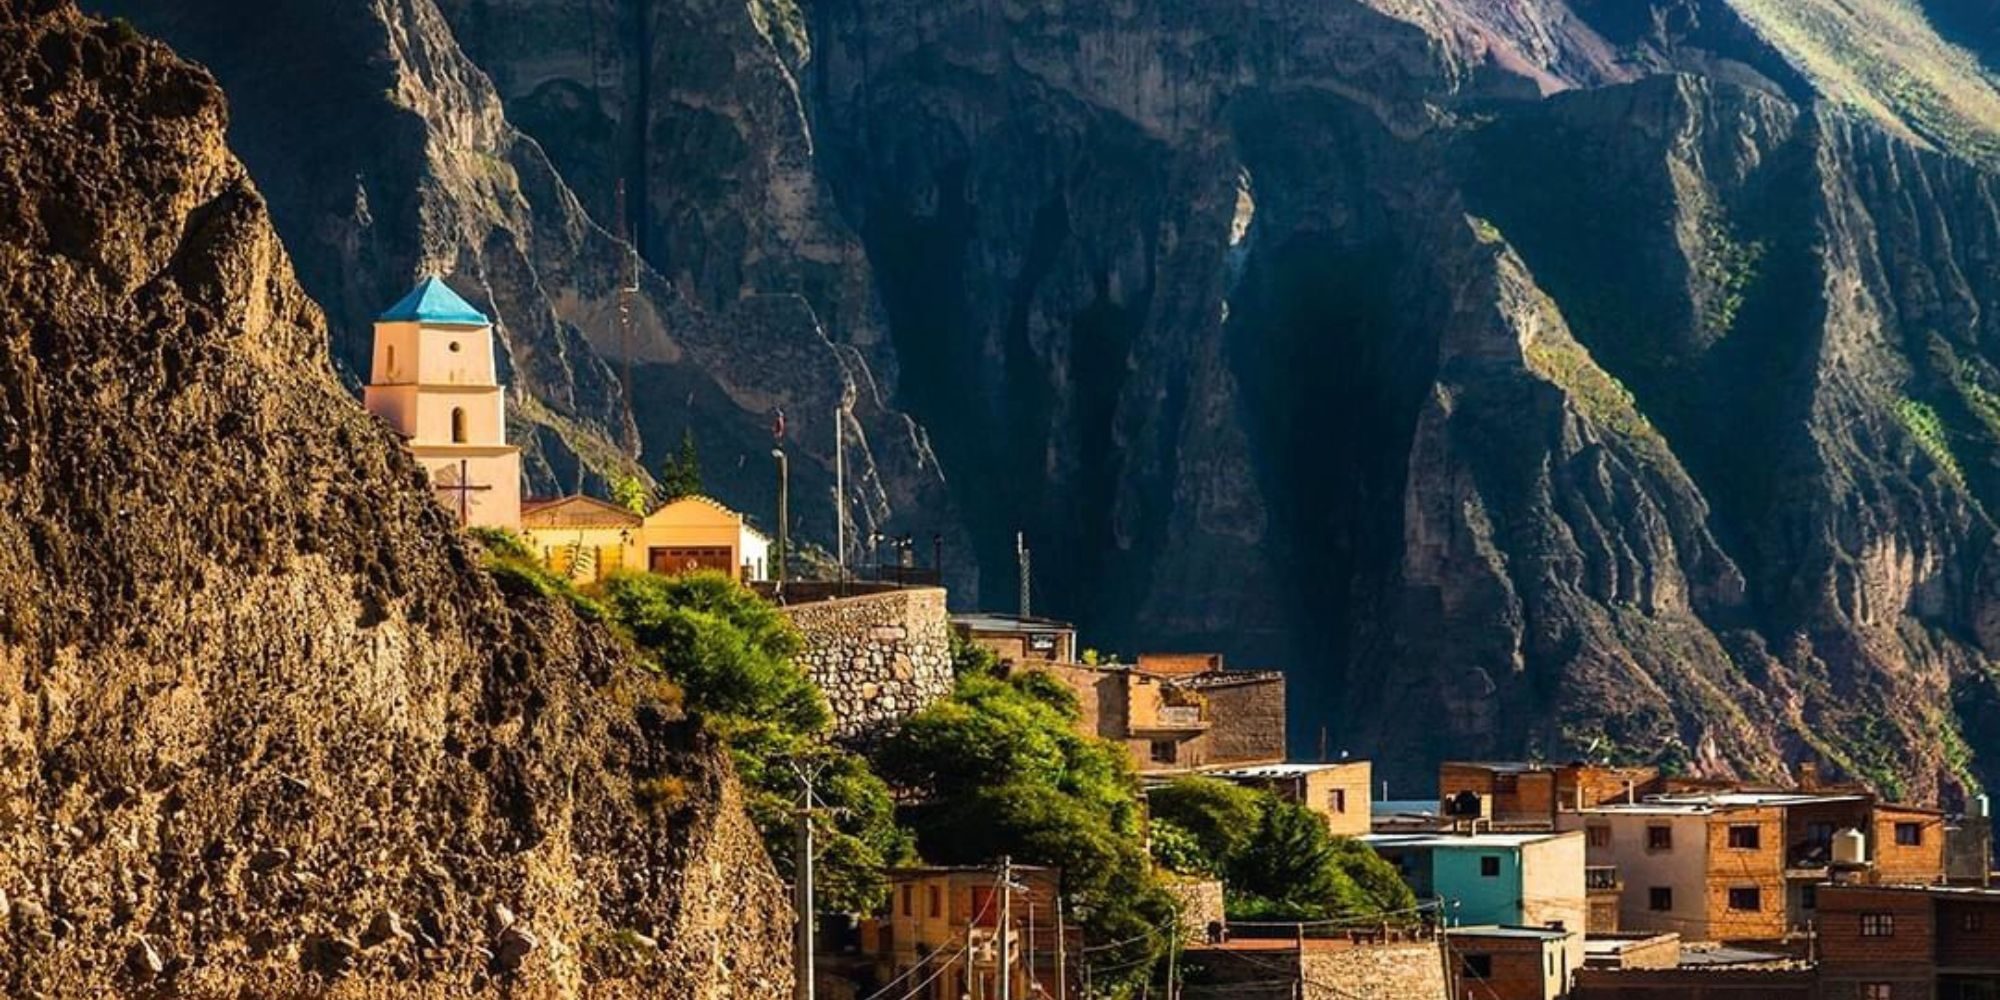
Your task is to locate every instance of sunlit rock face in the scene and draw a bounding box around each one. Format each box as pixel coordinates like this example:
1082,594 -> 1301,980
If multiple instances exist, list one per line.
89,0 -> 2000,798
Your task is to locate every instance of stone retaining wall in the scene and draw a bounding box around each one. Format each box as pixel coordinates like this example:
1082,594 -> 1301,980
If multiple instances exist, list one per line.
780,587 -> 954,742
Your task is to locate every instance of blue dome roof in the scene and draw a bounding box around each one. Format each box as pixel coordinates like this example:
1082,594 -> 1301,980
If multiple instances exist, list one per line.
378,276 -> 490,325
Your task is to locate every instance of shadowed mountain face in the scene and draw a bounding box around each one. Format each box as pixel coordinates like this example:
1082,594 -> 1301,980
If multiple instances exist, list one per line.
0,4 -> 790,994
88,0 -> 2000,795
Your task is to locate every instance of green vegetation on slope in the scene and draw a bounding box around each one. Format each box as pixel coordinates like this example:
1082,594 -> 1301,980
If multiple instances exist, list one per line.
1726,0 -> 2000,164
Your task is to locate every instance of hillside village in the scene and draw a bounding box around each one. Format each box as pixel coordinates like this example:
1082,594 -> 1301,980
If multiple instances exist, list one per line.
374,276 -> 2000,1000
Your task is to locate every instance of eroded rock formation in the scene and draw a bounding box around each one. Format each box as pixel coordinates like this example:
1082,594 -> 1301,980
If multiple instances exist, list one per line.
0,4 -> 790,994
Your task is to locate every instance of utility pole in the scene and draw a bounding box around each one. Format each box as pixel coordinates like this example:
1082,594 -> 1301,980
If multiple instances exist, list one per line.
791,763 -> 817,1000
999,856 -> 1013,1000
772,409 -> 788,588
1016,532 -> 1031,618
834,406 -> 846,592
1054,895 -> 1067,1000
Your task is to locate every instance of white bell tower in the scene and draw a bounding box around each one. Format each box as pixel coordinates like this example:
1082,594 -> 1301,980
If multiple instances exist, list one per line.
363,276 -> 522,529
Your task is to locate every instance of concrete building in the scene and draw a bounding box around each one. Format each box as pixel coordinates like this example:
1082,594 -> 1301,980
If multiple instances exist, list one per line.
1558,792 -> 1950,944
1816,883 -> 2000,1000
1209,762 -> 1374,837
1446,925 -> 1582,1000
859,866 -> 1069,1000
1362,831 -> 1588,934
363,276 -> 521,529
953,613 -> 1078,664
519,493 -> 771,583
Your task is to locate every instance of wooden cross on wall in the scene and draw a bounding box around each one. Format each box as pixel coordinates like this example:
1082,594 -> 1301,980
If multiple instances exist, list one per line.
435,458 -> 491,525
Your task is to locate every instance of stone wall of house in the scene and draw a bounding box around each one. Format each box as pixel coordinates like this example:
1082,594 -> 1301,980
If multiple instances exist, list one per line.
1198,675 -> 1289,766
781,587 -> 954,742
1299,942 -> 1448,1000
1186,942 -> 1447,1000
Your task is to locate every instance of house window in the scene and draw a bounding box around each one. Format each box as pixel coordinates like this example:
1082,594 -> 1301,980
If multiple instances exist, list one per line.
1964,911 -> 1985,932
900,885 -> 912,917
1864,985 -> 1892,1000
1728,887 -> 1761,912
1150,740 -> 1177,765
385,344 -> 396,376
1649,887 -> 1673,912
1331,788 -> 1348,814
1894,822 -> 1922,846
1460,954 -> 1493,979
450,406 -> 467,443
1647,826 -> 1673,850
927,885 -> 942,919
1587,825 -> 1611,847
1860,913 -> 1895,937
1480,856 -> 1501,878
1728,825 -> 1761,849
448,340 -> 462,353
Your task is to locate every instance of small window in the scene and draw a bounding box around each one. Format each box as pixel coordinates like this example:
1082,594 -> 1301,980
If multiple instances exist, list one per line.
900,885 -> 912,917
1150,740 -> 1177,765
1480,856 -> 1501,878
385,344 -> 396,375
1728,825 -> 1761,849
1587,825 -> 1610,847
1649,887 -> 1673,912
450,406 -> 467,443
1331,788 -> 1348,814
1460,954 -> 1493,979
1963,911 -> 1985,933
927,885 -> 941,919
1647,825 -> 1673,850
448,340 -> 463,353
1728,887 -> 1761,912
1894,822 -> 1922,846
1864,985 -> 1892,1000
1802,884 -> 1819,911
1861,912 -> 1895,937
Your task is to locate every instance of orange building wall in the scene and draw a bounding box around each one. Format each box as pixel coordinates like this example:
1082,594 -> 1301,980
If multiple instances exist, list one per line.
1702,808 -> 1787,941
1871,806 -> 1947,885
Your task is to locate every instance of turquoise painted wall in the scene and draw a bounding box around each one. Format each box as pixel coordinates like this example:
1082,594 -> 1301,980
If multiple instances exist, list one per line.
1430,846 -> 1524,926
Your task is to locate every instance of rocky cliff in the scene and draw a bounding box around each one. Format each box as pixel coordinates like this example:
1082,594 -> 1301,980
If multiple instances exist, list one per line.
0,3 -> 790,994
80,0 -> 2000,798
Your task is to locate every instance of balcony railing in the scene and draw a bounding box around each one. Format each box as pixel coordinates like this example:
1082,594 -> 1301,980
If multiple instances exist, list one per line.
1157,705 -> 1204,727
1586,867 -> 1622,892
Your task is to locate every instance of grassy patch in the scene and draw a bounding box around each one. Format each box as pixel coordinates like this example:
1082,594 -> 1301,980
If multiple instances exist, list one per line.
1694,211 -> 1765,340
1893,396 -> 1964,482
1524,336 -> 1671,463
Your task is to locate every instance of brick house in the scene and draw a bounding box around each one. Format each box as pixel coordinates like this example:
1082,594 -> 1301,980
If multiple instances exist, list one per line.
1025,656 -> 1286,775
1817,884 -> 2000,1000
1445,925 -> 1583,1000
1208,761 -> 1374,837
1439,762 -> 1662,828
1557,793 -> 1950,945
858,866 -> 1072,1000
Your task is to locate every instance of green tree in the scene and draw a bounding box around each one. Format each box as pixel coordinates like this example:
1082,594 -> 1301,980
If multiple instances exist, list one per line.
874,670 -> 1173,993
610,474 -> 652,516
659,428 -> 703,500
1148,776 -> 1265,868
601,571 -> 907,912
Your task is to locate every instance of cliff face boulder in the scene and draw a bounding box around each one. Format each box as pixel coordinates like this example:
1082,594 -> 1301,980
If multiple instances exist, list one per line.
0,4 -> 791,996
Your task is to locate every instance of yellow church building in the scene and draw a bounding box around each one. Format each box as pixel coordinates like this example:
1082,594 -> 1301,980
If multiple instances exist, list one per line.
520,494 -> 772,584
363,276 -> 522,529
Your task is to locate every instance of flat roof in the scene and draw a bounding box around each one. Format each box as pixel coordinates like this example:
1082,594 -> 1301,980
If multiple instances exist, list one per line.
1209,762 -> 1366,779
1447,925 -> 1576,941
1362,831 -> 1578,849
1373,800 -> 1442,815
1678,945 -> 1790,967
951,613 -> 1076,633
1583,934 -> 1678,955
